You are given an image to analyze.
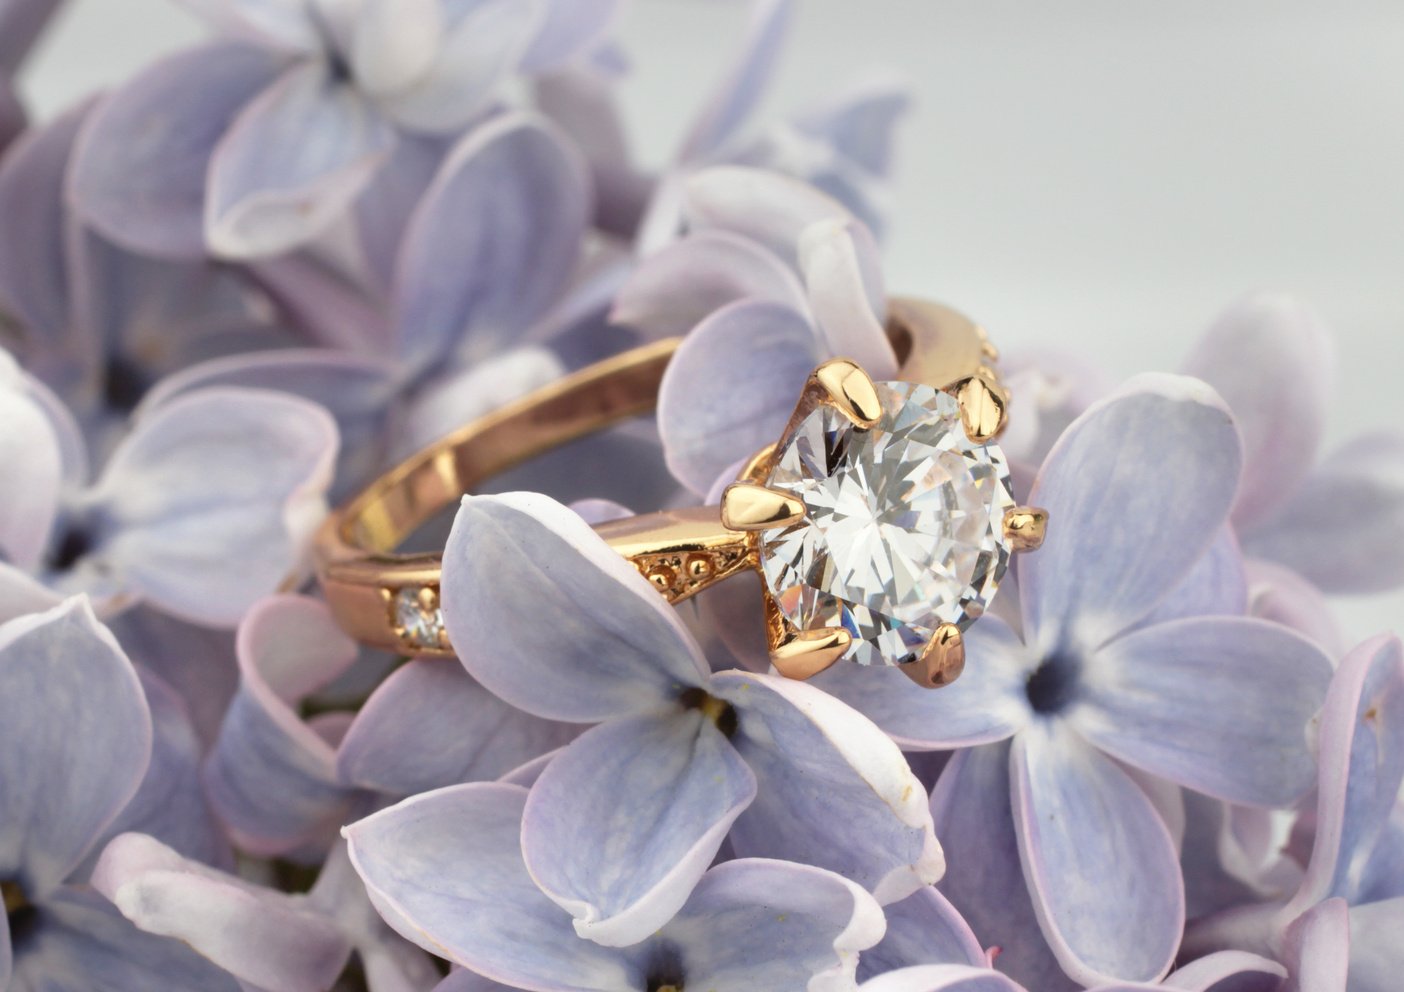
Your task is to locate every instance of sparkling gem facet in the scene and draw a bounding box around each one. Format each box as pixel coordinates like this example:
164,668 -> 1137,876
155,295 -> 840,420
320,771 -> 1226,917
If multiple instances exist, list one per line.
758,380 -> 1014,668
393,586 -> 444,649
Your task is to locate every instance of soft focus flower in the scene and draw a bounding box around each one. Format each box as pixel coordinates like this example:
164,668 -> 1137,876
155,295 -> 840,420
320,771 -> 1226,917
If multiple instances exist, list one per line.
857,955 -> 1288,992
69,0 -> 620,258
0,0 -> 64,149
0,347 -> 338,626
0,598 -> 238,990
813,376 -> 1332,986
1186,634 -> 1404,989
613,165 -> 898,493
346,781 -> 887,991
0,102 -> 286,447
439,492 -> 942,945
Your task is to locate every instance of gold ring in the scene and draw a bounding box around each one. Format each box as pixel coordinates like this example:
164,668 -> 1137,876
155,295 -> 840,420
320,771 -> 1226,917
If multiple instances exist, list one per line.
313,297 -> 1046,689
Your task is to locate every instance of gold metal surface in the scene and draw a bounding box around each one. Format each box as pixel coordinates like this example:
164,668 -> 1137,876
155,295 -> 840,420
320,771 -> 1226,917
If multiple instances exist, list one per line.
1004,506 -> 1049,553
720,482 -> 806,531
903,623 -> 966,688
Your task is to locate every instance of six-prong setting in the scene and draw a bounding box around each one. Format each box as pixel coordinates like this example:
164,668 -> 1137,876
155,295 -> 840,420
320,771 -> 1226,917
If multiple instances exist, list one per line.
733,353 -> 1046,689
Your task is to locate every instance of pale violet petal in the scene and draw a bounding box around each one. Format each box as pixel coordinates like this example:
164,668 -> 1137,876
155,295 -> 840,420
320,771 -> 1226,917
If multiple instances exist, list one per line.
0,562 -> 63,624
1346,897 -> 1404,992
1243,432 -> 1404,595
855,887 -> 987,979
1133,528 -> 1247,629
657,298 -> 820,494
0,0 -> 63,73
441,492 -> 710,722
0,598 -> 151,898
207,60 -> 396,259
349,0 -> 442,97
1020,374 -> 1241,651
90,387 -> 337,627
663,857 -> 885,992
1245,559 -> 1344,658
796,217 -> 895,374
337,659 -> 578,797
345,783 -> 635,990
352,133 -> 450,294
811,613 -> 1033,749
929,744 -> 1076,991
1012,721 -> 1183,985
392,114 -> 588,374
1282,899 -> 1350,992
204,596 -> 359,855
0,353 -> 64,568
1284,634 -> 1404,918
68,40 -> 285,257
610,229 -> 807,339
176,0 -> 321,50
714,670 -> 944,904
518,0 -> 621,71
91,832 -> 351,992
858,966 -> 1023,992
521,710 -> 756,946
1074,617 -> 1331,806
1159,950 -> 1286,992
684,165 -> 852,267
791,73 -> 910,177
1181,294 -> 1333,525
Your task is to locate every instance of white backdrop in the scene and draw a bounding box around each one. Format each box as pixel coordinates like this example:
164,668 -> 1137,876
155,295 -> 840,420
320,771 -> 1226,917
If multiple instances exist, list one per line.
19,0 -> 1404,636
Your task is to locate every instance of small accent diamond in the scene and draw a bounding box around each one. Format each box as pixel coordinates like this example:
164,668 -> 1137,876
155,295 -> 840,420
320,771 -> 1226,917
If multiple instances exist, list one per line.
391,586 -> 445,650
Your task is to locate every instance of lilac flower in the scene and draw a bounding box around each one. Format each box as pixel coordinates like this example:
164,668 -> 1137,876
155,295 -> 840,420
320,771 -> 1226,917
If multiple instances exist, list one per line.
0,0 -> 59,151
69,0 -> 620,259
613,165 -> 898,493
0,102 -> 287,446
0,348 -> 338,627
346,781 -> 887,991
1186,634 -> 1404,990
857,955 -> 1288,992
94,834 -> 441,992
203,594 -> 576,856
812,376 -> 1333,985
438,492 -> 941,946
0,598 -> 239,990
1183,294 -> 1404,598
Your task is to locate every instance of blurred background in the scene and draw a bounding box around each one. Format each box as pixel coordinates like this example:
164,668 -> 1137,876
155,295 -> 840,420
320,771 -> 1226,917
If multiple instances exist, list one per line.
19,0 -> 1404,635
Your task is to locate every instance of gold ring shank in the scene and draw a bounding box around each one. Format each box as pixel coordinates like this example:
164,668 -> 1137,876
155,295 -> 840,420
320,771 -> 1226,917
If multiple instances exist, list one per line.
313,298 -> 1001,655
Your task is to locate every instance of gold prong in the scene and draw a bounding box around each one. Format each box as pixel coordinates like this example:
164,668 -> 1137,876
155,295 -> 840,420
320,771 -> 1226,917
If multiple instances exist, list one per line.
904,623 -> 965,688
416,585 -> 439,611
771,626 -> 852,680
1003,506 -> 1048,553
721,482 -> 805,531
814,359 -> 882,428
952,374 -> 1008,443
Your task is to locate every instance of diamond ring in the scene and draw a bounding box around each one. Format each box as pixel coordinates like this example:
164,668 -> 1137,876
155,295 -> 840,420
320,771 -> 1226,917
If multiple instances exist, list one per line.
313,297 -> 1046,688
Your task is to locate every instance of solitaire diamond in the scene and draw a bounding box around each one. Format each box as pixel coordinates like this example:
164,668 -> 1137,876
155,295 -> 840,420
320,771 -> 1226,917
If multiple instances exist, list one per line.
758,380 -> 1015,669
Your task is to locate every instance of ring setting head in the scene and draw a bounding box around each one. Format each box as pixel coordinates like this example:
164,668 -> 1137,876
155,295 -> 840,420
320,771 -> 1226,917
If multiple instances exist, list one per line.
726,360 -> 1041,687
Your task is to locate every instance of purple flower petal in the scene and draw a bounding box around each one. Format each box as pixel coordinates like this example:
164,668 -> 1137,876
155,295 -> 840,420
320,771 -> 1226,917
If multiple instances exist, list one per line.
1282,898 -> 1350,992
1074,617 -> 1331,806
346,783 -> 635,990
812,614 -> 1033,749
348,0 -> 442,97
1133,528 -> 1247,629
518,0 -> 621,72
668,857 -> 885,990
0,80 -> 22,154
1012,722 -> 1183,985
677,0 -> 792,161
378,0 -> 539,133
0,598 -> 151,898
929,744 -> 1076,992
92,832 -> 351,992
856,886 -> 988,978
0,0 -> 63,74
207,60 -> 396,258
0,562 -> 63,625
1285,634 -> 1404,917
392,115 -> 587,376
714,670 -> 943,903
14,887 -> 240,991
1021,374 -> 1242,650
792,74 -> 910,177
69,40 -> 285,257
0,353 -> 64,568
353,132 -> 450,294
91,386 -> 337,626
177,0 -> 321,51
858,965 -> 1024,992
337,659 -> 578,796
521,710 -> 757,945
1346,896 -> 1404,990
657,298 -> 819,493
684,165 -> 852,267
204,596 -> 359,855
1159,950 -> 1286,992
610,229 -> 807,339
797,217 -> 895,374
441,492 -> 710,722
1243,432 -> 1404,595
1182,294 -> 1333,525
1245,559 -> 1343,657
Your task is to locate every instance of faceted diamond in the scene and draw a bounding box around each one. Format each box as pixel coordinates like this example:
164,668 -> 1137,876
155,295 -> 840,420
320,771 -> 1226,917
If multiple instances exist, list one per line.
393,586 -> 445,649
758,380 -> 1014,668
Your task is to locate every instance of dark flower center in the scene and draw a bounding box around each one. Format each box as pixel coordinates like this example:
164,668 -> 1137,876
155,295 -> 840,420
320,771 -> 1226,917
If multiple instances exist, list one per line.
103,355 -> 151,413
45,521 -> 94,572
3,879 -> 40,946
644,943 -> 686,992
678,687 -> 737,738
1025,651 -> 1082,715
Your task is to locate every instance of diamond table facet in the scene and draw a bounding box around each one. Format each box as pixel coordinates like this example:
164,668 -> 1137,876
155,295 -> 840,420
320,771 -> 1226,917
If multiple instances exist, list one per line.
392,586 -> 446,651
758,380 -> 1015,669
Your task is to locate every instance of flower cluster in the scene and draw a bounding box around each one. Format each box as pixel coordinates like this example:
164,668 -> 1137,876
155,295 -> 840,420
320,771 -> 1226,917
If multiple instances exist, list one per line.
0,1 -> 1401,990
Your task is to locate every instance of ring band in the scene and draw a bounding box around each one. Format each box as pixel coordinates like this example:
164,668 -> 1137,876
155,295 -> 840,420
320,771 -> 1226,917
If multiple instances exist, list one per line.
313,298 -> 1045,687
